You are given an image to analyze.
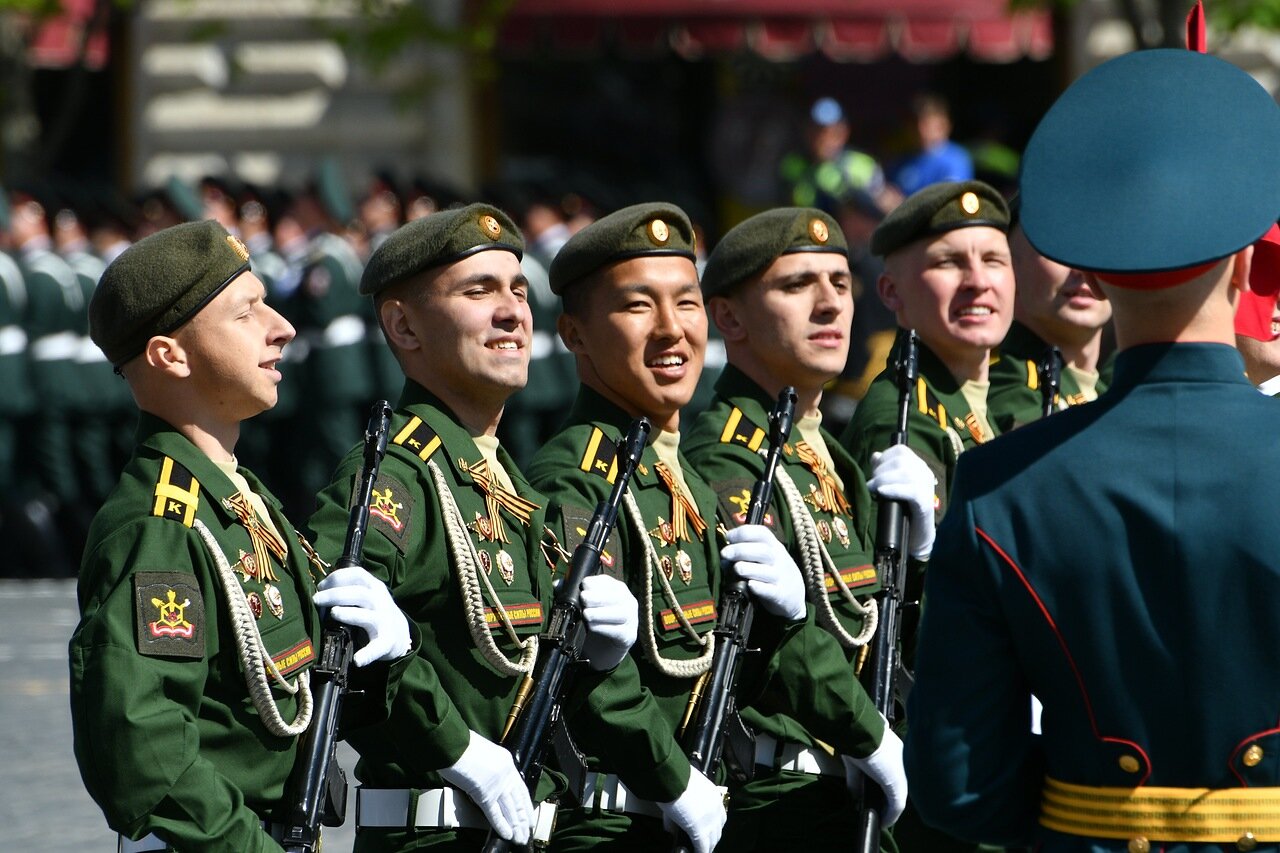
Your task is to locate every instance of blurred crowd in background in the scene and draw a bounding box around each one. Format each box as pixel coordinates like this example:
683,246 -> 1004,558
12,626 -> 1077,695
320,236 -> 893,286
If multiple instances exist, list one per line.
0,91 -> 1021,578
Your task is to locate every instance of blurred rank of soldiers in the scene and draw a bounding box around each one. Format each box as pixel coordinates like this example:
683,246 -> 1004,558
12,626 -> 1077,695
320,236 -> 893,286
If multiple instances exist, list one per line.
527,202 -> 899,853
906,46 -> 1280,853
69,220 -> 414,852
986,199 -> 1113,432
306,204 -> 639,851
686,207 -> 936,850
0,191 -> 38,576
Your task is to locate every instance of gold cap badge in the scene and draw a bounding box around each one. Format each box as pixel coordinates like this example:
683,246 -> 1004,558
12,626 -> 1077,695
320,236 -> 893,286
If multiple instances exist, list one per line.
809,218 -> 829,244
226,234 -> 251,262
960,192 -> 981,216
648,218 -> 670,245
480,214 -> 502,240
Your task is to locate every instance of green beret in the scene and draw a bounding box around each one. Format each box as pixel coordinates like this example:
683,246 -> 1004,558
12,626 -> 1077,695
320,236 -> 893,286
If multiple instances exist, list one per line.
360,203 -> 523,297
701,207 -> 846,298
549,202 -> 695,296
871,180 -> 1009,258
90,220 -> 252,368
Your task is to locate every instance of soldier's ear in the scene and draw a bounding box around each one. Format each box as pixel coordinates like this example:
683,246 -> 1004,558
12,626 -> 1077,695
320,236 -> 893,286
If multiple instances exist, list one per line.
708,295 -> 746,343
1231,245 -> 1255,294
144,335 -> 190,378
877,271 -> 903,312
558,312 -> 585,354
378,298 -> 421,353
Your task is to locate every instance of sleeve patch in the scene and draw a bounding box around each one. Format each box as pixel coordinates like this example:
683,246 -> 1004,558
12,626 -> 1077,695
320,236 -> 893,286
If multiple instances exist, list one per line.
579,427 -> 619,483
718,407 -> 767,452
560,503 -> 624,581
152,456 -> 199,527
363,471 -> 415,553
134,571 -> 205,659
714,478 -> 774,529
392,416 -> 442,462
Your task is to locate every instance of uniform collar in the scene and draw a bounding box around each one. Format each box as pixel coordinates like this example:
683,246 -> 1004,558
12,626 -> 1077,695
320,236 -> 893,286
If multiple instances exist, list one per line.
1109,342 -> 1251,392
712,364 -> 775,427
567,384 -> 644,436
997,321 -> 1051,361
891,327 -> 964,396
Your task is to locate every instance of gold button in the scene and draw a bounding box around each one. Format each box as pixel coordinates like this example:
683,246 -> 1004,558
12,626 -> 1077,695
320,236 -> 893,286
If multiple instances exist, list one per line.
1128,837 -> 1150,853
480,214 -> 502,240
1238,831 -> 1258,852
1118,754 -> 1141,774
648,218 -> 670,245
960,191 -> 981,215
1243,744 -> 1264,767
808,217 -> 829,244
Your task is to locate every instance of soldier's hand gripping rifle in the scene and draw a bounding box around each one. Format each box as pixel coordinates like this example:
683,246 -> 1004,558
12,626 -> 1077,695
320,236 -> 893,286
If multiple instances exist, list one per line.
853,331 -> 918,853
480,416 -> 652,853
282,400 -> 392,853
670,387 -> 797,853
1038,345 -> 1063,418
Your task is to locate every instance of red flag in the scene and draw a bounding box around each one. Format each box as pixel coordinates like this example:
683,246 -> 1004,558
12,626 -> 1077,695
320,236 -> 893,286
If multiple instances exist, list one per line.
1186,1 -> 1206,53
1235,224 -> 1280,341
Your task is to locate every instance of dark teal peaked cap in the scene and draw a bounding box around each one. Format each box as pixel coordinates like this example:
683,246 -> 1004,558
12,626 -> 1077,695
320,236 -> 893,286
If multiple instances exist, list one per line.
1019,49 -> 1280,274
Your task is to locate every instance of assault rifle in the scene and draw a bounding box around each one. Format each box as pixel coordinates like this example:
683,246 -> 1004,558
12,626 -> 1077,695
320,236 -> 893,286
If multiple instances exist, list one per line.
853,330 -> 918,853
481,416 -> 652,853
1038,345 -> 1064,418
282,400 -> 392,853
670,386 -> 797,853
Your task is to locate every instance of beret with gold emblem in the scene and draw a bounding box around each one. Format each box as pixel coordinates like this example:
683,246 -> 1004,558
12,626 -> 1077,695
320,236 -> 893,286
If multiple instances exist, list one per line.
360,202 -> 524,297
870,180 -> 1009,258
701,207 -> 846,298
90,219 -> 252,368
549,202 -> 696,296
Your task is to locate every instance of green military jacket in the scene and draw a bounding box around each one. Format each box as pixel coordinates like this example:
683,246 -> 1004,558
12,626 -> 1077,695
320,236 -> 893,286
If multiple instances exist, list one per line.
987,321 -> 1108,433
685,366 -> 885,754
842,329 -> 999,520
308,381 -> 570,795
527,386 -> 722,802
70,414 -> 406,852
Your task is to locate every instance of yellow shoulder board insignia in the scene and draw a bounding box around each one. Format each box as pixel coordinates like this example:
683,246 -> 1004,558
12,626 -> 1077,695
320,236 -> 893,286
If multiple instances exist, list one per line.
1025,359 -> 1040,391
392,416 -> 441,462
153,456 -> 199,527
718,407 -> 766,452
915,377 -> 949,432
579,427 -> 619,484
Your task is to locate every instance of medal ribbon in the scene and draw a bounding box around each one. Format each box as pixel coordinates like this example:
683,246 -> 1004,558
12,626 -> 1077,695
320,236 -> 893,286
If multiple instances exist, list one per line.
795,441 -> 852,517
224,492 -> 287,582
461,458 -> 539,544
654,461 -> 707,541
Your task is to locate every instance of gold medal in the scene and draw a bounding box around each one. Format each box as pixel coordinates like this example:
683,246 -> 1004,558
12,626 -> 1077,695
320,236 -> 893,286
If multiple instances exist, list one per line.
660,554 -> 675,581
264,584 -> 284,619
471,512 -> 496,542
833,517 -> 850,548
649,517 -> 676,548
676,551 -> 693,585
497,550 -> 515,585
236,549 -> 258,583
247,592 -> 263,620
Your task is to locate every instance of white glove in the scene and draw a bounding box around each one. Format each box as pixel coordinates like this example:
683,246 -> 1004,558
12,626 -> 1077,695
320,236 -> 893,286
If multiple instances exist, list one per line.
438,730 -> 534,845
658,767 -> 727,853
313,566 -> 412,667
842,722 -> 907,827
722,523 -> 807,622
580,574 -> 639,671
867,445 -> 938,560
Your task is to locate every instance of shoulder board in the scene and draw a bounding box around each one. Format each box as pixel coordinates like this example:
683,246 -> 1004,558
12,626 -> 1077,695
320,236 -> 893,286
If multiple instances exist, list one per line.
152,456 -> 199,527
915,376 -> 950,432
579,427 -> 619,484
718,407 -> 767,452
391,416 -> 442,462
1025,359 -> 1040,391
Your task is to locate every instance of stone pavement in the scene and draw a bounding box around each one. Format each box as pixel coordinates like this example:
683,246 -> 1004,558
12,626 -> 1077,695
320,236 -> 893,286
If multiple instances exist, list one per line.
0,579 -> 357,852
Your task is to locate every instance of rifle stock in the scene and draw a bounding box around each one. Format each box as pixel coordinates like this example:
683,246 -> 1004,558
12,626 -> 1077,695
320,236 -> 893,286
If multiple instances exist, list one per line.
1038,346 -> 1063,418
854,331 -> 918,853
671,387 -> 797,853
481,417 -> 652,853
281,400 -> 392,853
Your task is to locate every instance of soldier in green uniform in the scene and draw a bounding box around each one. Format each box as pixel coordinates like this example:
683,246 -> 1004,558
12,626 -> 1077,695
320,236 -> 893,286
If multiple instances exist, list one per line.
69,220 -> 414,852
906,47 -> 1280,853
842,180 -> 1015,520
529,202 -> 896,853
686,207 -> 937,849
986,204 -> 1112,432
306,204 -> 640,851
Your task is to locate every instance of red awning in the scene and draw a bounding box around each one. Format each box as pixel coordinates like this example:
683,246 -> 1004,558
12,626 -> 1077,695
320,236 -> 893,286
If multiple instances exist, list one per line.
500,0 -> 1052,63
27,0 -> 109,71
